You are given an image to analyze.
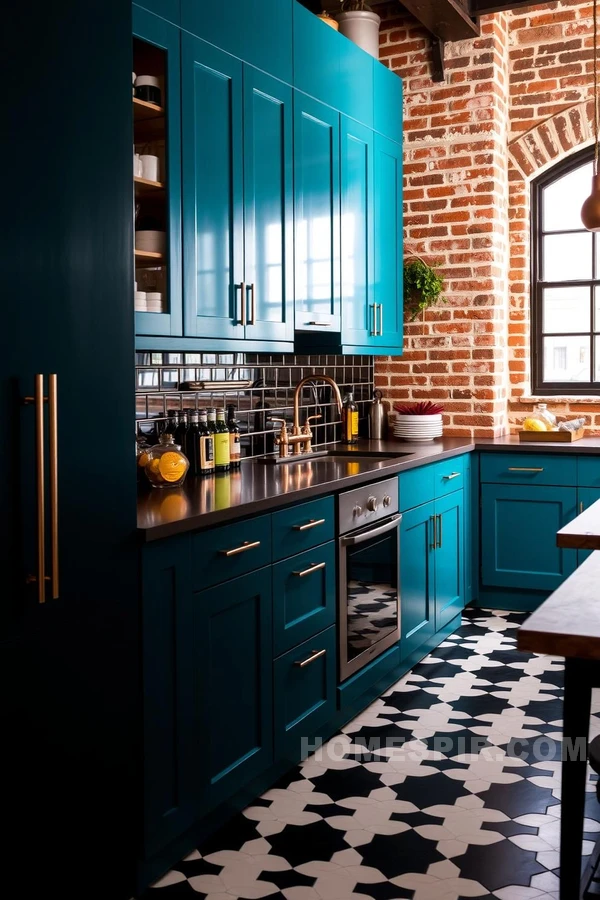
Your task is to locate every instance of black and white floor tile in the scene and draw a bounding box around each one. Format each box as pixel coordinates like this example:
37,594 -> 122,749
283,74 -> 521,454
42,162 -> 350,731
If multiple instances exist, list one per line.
142,609 -> 600,900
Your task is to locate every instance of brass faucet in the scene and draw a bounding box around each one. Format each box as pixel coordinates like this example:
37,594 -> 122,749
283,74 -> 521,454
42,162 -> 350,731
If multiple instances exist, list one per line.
270,375 -> 344,459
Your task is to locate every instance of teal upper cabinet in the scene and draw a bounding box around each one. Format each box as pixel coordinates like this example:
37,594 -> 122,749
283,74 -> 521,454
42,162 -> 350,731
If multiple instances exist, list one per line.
294,95 -> 341,331
134,7 -> 183,338
341,117 -> 374,348
338,34 -> 374,128
243,68 -> 294,343
134,0 -> 180,26
374,63 -> 403,143
373,134 -> 403,350
182,36 -> 245,340
182,0 -> 293,84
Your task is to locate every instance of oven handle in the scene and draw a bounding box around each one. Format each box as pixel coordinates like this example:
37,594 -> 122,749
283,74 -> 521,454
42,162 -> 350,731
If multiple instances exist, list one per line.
340,514 -> 401,546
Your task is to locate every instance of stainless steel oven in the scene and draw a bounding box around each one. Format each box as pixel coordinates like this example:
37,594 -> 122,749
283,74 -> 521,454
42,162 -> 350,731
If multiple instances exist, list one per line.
338,477 -> 401,681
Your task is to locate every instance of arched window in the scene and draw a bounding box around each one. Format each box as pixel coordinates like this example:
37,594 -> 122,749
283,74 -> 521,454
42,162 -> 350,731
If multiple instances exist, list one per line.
531,146 -> 600,395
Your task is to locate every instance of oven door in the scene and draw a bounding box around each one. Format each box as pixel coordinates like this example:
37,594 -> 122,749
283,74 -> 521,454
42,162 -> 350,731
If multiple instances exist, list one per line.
339,514 -> 401,681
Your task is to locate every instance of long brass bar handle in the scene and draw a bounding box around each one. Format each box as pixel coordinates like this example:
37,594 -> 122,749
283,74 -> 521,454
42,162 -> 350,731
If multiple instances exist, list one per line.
580,501 -> 584,514
443,472 -> 461,481
292,561 -> 326,578
27,375 -> 46,603
48,374 -> 59,600
430,515 -> 437,551
293,518 -> 325,532
294,648 -> 327,668
378,304 -> 384,337
437,513 -> 442,549
370,304 -> 376,337
508,467 -> 544,472
249,283 -> 256,325
219,540 -> 261,557
239,282 -> 246,326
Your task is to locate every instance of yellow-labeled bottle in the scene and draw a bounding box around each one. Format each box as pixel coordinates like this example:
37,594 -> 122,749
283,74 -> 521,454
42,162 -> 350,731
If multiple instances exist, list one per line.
341,391 -> 359,445
214,408 -> 231,472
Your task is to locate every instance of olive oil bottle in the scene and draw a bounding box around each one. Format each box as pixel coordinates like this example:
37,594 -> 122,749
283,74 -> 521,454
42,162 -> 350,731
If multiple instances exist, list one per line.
227,405 -> 241,469
198,410 -> 215,475
214,408 -> 231,472
341,392 -> 359,445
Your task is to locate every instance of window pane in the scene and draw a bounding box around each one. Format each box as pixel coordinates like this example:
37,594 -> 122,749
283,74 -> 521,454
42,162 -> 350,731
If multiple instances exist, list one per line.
543,336 -> 590,382
543,233 -> 593,281
543,286 -> 590,333
542,159 -> 593,231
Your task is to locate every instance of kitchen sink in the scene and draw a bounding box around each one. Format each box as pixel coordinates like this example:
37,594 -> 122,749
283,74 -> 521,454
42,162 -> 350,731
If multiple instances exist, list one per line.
258,449 -> 414,465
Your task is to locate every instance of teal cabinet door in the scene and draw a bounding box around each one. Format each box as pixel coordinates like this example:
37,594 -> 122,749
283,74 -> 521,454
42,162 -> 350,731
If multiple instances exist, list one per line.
243,68 -> 294,343
374,63 -> 403,143
134,7 -> 183,338
274,626 -> 337,763
293,2 -> 341,111
196,567 -> 273,809
272,542 -> 336,656
142,536 -> 196,857
134,0 -> 180,26
373,133 -> 403,350
481,484 -> 578,592
435,492 -> 465,630
340,117 -> 374,348
338,35 -> 374,128
577,487 -> 600,564
400,501 -> 436,662
294,95 -> 341,331
182,34 -> 245,340
182,0 -> 293,85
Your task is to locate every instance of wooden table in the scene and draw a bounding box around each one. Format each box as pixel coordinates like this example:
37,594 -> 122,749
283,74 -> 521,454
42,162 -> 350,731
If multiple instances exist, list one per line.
519,534 -> 600,899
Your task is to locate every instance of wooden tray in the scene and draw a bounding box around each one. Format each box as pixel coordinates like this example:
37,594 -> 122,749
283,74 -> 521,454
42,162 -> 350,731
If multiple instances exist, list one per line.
518,427 -> 585,443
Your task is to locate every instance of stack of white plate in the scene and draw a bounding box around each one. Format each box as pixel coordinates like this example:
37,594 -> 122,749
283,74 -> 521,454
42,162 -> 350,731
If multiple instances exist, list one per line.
393,413 -> 443,442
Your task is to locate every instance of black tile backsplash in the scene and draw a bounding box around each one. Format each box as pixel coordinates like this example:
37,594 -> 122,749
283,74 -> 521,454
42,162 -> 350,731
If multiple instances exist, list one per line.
135,352 -> 374,459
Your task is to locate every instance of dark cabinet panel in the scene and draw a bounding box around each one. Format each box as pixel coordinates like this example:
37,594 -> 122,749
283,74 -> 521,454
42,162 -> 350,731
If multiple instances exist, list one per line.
435,491 -> 465,631
400,500 -> 436,661
273,542 -> 336,656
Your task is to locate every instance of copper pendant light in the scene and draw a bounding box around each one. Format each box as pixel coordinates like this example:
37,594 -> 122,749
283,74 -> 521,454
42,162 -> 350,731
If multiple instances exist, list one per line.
582,0 -> 600,230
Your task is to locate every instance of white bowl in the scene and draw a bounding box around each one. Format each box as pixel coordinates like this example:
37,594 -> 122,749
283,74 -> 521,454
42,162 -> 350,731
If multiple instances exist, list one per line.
394,413 -> 443,422
135,230 -> 166,254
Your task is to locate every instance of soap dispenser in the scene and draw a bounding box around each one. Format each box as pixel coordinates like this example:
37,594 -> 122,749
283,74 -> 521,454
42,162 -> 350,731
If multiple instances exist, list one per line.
369,390 -> 387,440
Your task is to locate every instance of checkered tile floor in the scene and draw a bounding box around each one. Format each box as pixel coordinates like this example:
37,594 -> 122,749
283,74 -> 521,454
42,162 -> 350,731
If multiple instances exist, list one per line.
140,609 -> 600,900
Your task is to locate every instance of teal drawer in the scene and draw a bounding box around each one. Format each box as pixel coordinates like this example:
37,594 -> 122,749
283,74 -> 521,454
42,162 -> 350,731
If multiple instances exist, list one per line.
272,496 -> 335,562
399,464 -> 436,512
273,542 -> 336,656
434,455 -> 466,498
191,514 -> 272,590
480,452 -> 577,487
578,456 -> 600,487
274,625 -> 337,763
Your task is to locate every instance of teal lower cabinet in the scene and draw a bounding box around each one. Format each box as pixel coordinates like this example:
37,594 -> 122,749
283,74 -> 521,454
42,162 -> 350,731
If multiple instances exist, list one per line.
399,501 -> 435,661
142,536 -> 197,858
196,567 -> 274,810
272,542 -> 336,656
435,491 -> 465,630
274,626 -> 337,763
480,483 -> 578,593
577,487 -> 600,564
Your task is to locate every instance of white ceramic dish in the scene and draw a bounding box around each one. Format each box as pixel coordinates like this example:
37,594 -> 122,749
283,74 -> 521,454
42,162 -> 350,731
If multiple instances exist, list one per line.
135,230 -> 166,254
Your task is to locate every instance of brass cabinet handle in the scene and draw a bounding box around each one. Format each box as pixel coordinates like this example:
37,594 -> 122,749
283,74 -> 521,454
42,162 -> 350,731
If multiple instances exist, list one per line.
294,648 -> 327,668
580,501 -> 584,514
48,374 -> 59,600
430,515 -> 437,551
378,303 -> 384,337
249,282 -> 256,325
239,281 -> 246,326
306,321 -> 332,326
508,467 -> 544,472
370,303 -> 377,337
26,375 -> 47,603
292,561 -> 326,578
437,513 -> 442,549
293,518 -> 326,532
219,540 -> 261,557
443,472 -> 461,481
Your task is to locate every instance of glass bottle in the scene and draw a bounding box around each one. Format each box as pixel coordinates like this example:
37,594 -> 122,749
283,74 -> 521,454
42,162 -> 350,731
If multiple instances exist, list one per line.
144,433 -> 190,489
198,410 -> 215,475
341,391 -> 359,445
227,405 -> 241,469
533,403 -> 557,429
174,410 -> 188,449
165,408 -> 180,439
187,410 -> 201,476
214,408 -> 231,472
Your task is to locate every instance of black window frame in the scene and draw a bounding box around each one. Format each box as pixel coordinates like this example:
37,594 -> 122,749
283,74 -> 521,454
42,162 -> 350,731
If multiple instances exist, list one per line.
531,145 -> 600,396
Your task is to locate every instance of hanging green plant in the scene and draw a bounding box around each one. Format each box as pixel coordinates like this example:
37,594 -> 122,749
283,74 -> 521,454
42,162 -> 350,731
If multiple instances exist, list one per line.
403,257 -> 446,321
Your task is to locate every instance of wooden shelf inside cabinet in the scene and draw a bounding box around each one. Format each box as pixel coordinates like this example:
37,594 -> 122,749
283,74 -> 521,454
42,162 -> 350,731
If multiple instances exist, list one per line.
134,248 -> 165,267
133,97 -> 165,121
134,175 -> 166,194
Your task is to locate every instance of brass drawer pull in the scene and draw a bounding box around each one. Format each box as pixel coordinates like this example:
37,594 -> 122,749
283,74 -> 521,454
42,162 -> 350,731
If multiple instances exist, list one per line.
437,513 -> 442,549
580,501 -> 585,514
219,540 -> 261,557
430,515 -> 437,551
294,648 -> 327,668
306,321 -> 332,326
508,467 -> 544,472
239,281 -> 246,326
293,518 -> 325,532
443,472 -> 461,480
293,561 -> 326,578
48,374 -> 59,600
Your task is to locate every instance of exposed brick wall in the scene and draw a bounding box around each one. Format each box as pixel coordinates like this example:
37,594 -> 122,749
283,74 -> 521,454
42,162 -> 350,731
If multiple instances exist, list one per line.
375,0 -> 600,436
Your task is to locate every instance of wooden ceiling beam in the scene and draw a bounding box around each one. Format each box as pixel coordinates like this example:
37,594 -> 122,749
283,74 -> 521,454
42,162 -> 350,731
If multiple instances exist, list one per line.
468,1 -> 537,14
398,0 -> 479,41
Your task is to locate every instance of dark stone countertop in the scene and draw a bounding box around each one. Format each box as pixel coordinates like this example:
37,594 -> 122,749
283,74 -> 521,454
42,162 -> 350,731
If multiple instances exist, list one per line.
137,434 -> 600,541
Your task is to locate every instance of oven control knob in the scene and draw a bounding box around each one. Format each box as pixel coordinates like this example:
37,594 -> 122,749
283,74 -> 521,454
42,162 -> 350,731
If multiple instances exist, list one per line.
367,496 -> 379,512
353,504 -> 362,516
383,495 -> 391,508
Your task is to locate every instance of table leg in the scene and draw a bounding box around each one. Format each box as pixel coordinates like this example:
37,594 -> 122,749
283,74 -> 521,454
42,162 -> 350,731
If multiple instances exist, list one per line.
560,658 -> 592,900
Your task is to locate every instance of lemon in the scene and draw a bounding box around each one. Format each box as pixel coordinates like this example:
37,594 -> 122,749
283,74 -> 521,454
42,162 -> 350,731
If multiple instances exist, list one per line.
158,451 -> 187,483
523,417 -> 547,432
138,452 -> 149,468
145,457 -> 163,484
